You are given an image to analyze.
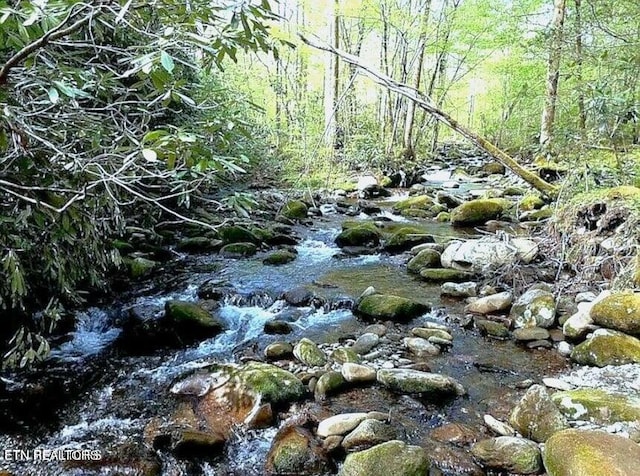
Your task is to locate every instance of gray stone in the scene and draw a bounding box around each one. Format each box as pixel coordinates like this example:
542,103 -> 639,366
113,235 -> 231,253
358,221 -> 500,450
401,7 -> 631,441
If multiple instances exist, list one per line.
471,437 -> 542,474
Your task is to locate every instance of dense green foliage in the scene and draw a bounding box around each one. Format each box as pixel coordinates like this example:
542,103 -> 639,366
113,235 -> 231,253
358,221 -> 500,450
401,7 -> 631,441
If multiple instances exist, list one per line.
0,0 -> 282,367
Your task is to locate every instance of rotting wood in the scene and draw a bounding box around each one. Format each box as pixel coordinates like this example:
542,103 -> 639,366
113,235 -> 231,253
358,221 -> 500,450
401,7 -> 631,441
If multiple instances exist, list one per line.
300,34 -> 560,199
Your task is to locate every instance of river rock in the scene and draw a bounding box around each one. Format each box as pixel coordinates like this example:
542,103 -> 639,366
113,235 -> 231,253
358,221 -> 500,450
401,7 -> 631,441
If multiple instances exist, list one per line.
471,437 -> 542,474
129,257 -> 157,279
441,281 -> 477,298
265,425 -> 330,475
483,414 -> 516,436
407,249 -> 441,274
363,324 -> 387,336
220,242 -> 257,257
294,338 -> 327,367
563,290 -> 610,339
341,363 -> 376,383
377,369 -> 465,396
263,249 -> 297,265
403,337 -> 441,357
442,237 -> 538,272
419,268 -> 473,282
510,288 -> 556,328
590,292 -> 640,337
551,388 -> 640,423
315,371 -> 346,400
571,329 -> 640,366
392,195 -> 435,212
175,236 -> 221,253
163,300 -> 224,340
341,419 -> 396,452
465,292 -> 512,314
411,327 -> 453,342
339,440 -> 429,476
264,320 -> 293,335
283,287 -> 316,306
218,225 -> 260,244
264,342 -> 293,360
352,333 -> 380,354
509,384 -> 569,442
335,226 -> 381,248
430,422 -> 479,445
331,347 -> 361,364
450,198 -> 510,226
281,200 -> 308,220
384,227 -> 435,252
543,429 -> 640,476
512,327 -> 550,342
436,191 -> 464,209
355,294 -> 430,322
475,319 -> 510,338
317,413 -> 369,438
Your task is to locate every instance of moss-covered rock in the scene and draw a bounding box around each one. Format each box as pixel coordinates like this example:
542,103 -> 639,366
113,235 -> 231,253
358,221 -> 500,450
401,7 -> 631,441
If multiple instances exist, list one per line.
164,300 -> 223,334
521,207 -> 553,221
475,319 -> 510,338
355,294 -> 430,322
342,419 -> 397,452
331,347 -> 361,364
399,208 -> 433,219
471,437 -> 542,474
519,195 -> 545,211
339,440 -> 429,476
543,429 -> 640,476
407,249 -> 441,274
129,257 -> 157,279
220,242 -> 257,258
590,292 -> 640,337
218,225 -> 260,244
510,288 -> 557,328
265,426 -> 330,475
264,342 -> 294,360
509,384 -> 569,443
175,236 -> 220,253
293,338 -> 327,367
335,226 -> 381,248
383,227 -> 435,252
315,371 -> 346,400
570,329 -> 640,367
450,199 -> 510,226
551,388 -> 640,424
436,211 -> 450,222
392,195 -> 434,212
224,361 -> 306,404
376,369 -> 465,397
281,200 -> 309,220
263,249 -> 297,266
419,268 -> 473,282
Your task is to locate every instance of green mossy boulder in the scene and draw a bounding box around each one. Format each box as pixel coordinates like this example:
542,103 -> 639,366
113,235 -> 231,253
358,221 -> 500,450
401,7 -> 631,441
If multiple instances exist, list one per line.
175,236 -> 220,253
407,249 -> 441,274
471,437 -> 542,475
384,227 -> 434,252
265,426 -> 330,475
399,208 -> 432,219
376,369 -> 465,396
335,226 -> 381,248
570,329 -> 640,367
419,268 -> 473,282
475,319 -> 510,338
551,388 -> 640,424
129,257 -> 157,279
339,440 -> 429,476
590,292 -> 640,337
281,200 -> 308,220
315,371 -> 346,400
392,195 -> 434,212
450,199 -> 510,226
509,384 -> 569,442
293,338 -> 327,367
220,242 -> 257,258
355,294 -> 430,322
543,429 -> 640,476
510,288 -> 556,328
164,300 -> 221,330
263,250 -> 297,266
519,195 -> 545,211
225,361 -> 306,404
331,347 -> 361,364
218,225 -> 260,244
435,211 -> 450,222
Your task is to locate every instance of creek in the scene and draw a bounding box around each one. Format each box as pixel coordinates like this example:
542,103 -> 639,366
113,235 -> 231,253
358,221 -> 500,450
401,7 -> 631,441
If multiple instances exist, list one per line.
0,184 -> 569,476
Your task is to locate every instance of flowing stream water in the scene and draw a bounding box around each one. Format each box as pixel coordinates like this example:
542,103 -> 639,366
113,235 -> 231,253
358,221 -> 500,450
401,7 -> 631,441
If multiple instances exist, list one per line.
0,192 -> 569,476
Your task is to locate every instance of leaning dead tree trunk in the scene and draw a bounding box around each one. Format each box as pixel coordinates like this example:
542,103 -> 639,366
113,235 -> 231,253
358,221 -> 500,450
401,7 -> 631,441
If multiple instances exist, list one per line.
300,34 -> 559,198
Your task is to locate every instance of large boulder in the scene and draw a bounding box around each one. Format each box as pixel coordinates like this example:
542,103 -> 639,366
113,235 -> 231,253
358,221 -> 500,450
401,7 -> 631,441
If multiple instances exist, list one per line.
376,369 -> 465,397
281,200 -> 309,220
163,300 -> 224,340
450,199 -> 510,226
570,329 -> 640,367
510,287 -> 557,328
543,429 -> 640,476
419,268 -> 473,283
218,225 -> 260,244
263,250 -> 297,266
342,419 -> 397,452
509,384 -> 569,442
220,242 -> 257,257
339,440 -> 429,476
441,237 -> 537,273
392,195 -> 434,212
471,437 -> 542,475
407,249 -> 441,274
335,226 -> 381,248
590,292 -> 640,337
384,227 -> 435,253
265,425 -> 331,475
551,388 -> 640,424
355,294 -> 430,322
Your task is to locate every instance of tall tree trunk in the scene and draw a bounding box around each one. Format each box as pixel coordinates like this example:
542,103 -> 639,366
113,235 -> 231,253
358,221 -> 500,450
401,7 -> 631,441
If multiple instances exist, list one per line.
301,34 -> 559,198
402,0 -> 432,159
324,0 -> 340,150
574,0 -> 586,134
540,0 -> 567,151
